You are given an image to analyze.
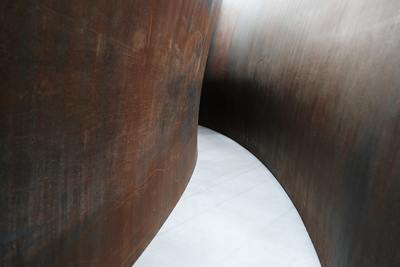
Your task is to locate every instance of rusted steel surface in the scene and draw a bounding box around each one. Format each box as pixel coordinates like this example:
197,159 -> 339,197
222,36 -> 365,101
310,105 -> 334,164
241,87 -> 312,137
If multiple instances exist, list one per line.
200,1 -> 400,267
0,0 -> 221,266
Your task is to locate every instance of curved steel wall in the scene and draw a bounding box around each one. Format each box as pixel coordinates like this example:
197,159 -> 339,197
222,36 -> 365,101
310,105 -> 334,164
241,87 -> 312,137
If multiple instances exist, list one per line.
200,1 -> 400,267
0,0 -> 220,266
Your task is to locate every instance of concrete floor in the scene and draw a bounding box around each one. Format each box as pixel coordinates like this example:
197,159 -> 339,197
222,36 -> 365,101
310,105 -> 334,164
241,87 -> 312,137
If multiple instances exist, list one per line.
134,126 -> 321,267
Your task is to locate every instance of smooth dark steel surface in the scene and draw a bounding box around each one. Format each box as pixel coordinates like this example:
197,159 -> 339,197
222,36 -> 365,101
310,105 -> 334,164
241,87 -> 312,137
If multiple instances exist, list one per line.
0,0 -> 220,266
200,1 -> 400,267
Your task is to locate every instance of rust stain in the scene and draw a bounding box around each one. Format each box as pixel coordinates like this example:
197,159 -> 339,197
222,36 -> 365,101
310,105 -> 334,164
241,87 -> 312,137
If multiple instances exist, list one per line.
0,0 -> 222,266
200,1 -> 400,267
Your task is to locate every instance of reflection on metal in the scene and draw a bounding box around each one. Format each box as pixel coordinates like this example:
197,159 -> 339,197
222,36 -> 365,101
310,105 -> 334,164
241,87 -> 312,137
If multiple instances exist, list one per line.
200,1 -> 400,267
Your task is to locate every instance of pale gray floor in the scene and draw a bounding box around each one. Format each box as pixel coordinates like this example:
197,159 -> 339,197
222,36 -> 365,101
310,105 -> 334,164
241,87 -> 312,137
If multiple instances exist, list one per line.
134,126 -> 321,267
